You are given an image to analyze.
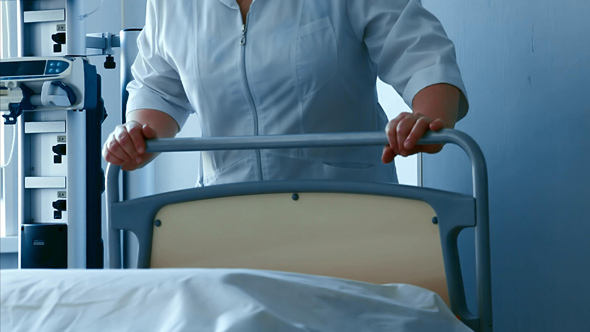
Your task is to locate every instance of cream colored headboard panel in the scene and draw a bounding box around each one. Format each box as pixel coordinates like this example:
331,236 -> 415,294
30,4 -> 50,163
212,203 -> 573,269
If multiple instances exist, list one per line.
151,192 -> 447,302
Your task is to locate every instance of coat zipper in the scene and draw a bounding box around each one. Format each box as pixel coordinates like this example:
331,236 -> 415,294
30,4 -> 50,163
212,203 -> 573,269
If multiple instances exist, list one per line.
240,18 -> 264,181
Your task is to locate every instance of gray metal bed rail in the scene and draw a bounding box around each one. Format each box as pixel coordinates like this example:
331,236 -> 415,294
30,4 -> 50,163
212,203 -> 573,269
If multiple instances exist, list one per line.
104,129 -> 492,332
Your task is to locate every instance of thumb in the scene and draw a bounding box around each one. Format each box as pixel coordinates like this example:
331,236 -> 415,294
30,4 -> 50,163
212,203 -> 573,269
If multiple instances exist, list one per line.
429,119 -> 446,131
142,124 -> 158,139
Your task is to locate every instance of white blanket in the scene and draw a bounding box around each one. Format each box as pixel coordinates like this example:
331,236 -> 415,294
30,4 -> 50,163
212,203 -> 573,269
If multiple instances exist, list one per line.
1,269 -> 471,332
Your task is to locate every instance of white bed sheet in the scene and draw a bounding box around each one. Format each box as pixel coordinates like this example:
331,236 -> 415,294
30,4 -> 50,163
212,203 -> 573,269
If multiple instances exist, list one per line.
1,268 -> 471,332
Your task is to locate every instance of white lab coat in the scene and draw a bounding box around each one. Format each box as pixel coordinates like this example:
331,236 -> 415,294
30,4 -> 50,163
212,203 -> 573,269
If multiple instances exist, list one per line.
127,0 -> 468,186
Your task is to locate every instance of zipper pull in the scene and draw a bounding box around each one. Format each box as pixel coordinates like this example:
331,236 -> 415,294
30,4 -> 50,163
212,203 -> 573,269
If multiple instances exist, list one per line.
240,24 -> 247,45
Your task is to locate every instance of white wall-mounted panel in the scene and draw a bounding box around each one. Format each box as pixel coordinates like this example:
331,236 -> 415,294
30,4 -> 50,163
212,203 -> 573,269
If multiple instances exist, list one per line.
24,121 -> 66,134
24,176 -> 66,189
23,9 -> 65,23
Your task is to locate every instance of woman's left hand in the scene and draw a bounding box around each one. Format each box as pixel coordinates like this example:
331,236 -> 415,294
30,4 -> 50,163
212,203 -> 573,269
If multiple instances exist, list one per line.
381,112 -> 446,164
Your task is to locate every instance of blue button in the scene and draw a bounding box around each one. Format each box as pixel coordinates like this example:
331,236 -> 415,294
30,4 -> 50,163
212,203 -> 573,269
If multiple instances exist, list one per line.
49,62 -> 56,67
47,68 -> 55,74
54,68 -> 63,73
57,62 -> 65,67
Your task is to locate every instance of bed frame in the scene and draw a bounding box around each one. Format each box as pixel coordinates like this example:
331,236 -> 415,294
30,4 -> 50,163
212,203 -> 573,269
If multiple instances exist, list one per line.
104,129 -> 492,332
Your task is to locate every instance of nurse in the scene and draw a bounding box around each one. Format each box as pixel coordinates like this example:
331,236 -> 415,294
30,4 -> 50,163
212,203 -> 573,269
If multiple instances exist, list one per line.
103,0 -> 468,185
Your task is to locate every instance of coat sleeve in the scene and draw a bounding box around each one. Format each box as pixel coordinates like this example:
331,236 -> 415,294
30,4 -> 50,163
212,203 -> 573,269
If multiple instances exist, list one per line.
125,0 -> 194,128
346,0 -> 469,120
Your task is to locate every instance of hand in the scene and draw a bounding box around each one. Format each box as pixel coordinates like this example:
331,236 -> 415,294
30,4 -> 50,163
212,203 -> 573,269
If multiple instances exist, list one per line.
381,112 -> 446,164
103,121 -> 158,171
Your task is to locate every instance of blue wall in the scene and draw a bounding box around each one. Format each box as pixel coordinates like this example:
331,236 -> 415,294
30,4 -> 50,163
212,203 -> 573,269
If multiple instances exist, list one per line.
422,1 -> 590,331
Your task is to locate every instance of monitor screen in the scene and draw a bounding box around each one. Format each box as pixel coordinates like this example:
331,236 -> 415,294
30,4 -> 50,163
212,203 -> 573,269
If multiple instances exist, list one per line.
0,60 -> 46,77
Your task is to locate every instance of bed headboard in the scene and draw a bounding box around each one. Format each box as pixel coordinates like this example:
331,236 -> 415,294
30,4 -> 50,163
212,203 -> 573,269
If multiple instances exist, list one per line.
105,130 -> 492,332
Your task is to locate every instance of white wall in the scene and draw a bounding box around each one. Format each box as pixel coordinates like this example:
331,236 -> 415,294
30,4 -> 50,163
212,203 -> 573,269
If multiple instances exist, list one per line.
377,79 -> 416,186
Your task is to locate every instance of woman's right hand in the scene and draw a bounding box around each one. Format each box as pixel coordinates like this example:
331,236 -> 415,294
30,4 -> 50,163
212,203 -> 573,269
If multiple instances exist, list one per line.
102,121 -> 158,171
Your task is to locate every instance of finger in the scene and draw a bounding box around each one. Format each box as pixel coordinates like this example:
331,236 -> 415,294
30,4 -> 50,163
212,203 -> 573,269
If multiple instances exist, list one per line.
102,142 -> 126,165
416,119 -> 446,154
404,116 -> 432,151
386,113 -> 410,155
429,119 -> 446,131
396,115 -> 419,156
104,151 -> 126,165
142,124 -> 158,140
135,125 -> 158,158
125,121 -> 147,155
381,146 -> 396,164
106,132 -> 135,165
114,125 -> 142,164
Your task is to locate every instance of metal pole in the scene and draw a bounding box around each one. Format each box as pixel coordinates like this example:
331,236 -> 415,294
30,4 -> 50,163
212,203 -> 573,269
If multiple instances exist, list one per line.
65,0 -> 86,56
15,0 -> 24,57
120,28 -> 151,268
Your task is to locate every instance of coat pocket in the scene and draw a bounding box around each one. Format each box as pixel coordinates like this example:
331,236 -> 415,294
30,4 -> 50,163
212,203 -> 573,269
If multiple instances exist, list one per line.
295,17 -> 337,100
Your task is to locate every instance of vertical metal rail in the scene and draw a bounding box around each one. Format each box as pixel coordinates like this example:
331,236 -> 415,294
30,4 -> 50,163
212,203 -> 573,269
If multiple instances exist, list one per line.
14,0 -> 25,266
418,130 -> 492,332
104,163 -> 122,269
16,117 -> 24,267
119,28 -> 152,268
15,0 -> 24,57
65,0 -> 86,56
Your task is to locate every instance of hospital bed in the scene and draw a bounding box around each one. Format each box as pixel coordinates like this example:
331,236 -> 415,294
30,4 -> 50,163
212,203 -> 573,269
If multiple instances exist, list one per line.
1,129 -> 492,332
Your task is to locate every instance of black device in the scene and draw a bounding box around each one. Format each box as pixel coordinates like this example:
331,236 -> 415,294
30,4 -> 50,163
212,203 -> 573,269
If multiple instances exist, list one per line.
21,224 -> 68,269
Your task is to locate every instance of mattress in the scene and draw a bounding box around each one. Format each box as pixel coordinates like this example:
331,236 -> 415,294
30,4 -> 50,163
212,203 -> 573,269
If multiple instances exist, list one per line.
1,268 -> 471,332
